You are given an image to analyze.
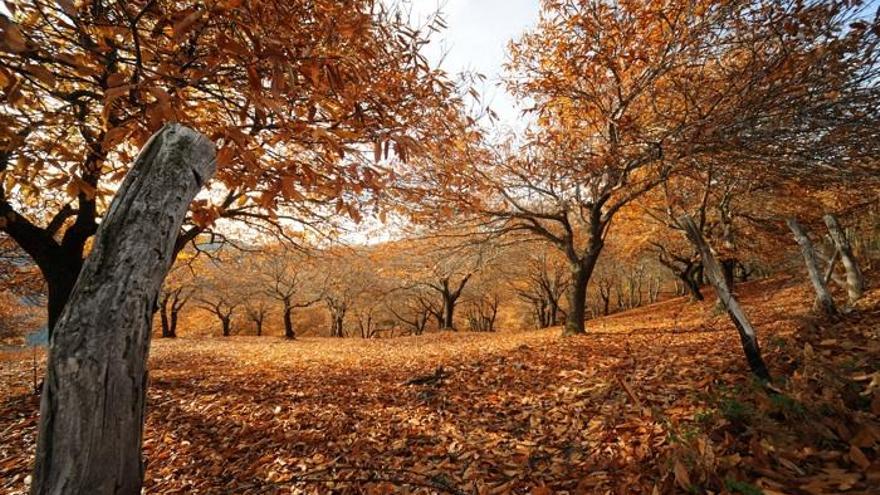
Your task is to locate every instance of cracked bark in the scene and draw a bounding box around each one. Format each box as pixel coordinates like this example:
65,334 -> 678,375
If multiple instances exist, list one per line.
32,124 -> 216,495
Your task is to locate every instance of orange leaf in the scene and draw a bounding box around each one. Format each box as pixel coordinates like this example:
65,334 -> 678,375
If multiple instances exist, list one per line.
673,461 -> 691,491
172,9 -> 205,43
102,126 -> 130,152
849,445 -> 870,470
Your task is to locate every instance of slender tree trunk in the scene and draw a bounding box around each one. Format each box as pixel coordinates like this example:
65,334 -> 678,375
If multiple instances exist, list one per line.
169,310 -> 179,338
787,218 -> 838,317
283,302 -> 295,339
824,248 -> 840,286
221,316 -> 232,337
159,299 -> 172,338
333,315 -> 345,337
255,319 -> 263,337
824,214 -> 865,303
679,215 -> 770,381
32,124 -> 216,495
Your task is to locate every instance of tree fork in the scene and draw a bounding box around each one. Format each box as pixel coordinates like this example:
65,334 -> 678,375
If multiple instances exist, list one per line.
32,124 -> 216,495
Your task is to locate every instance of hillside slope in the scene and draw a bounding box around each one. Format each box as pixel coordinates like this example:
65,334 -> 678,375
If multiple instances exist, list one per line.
1,275 -> 878,494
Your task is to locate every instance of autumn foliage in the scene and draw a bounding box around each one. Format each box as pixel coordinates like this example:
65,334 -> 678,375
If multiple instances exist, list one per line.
1,0 -> 880,493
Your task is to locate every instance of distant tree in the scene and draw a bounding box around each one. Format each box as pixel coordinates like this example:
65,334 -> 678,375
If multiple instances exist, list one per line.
244,299 -> 270,337
258,250 -> 321,339
157,265 -> 195,338
194,253 -> 246,337
465,293 -> 500,332
512,249 -> 568,328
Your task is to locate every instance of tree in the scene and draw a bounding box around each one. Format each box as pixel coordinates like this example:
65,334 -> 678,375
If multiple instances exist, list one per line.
157,264 -> 194,338
259,249 -> 321,339
32,124 -> 215,494
381,235 -> 498,330
824,214 -> 866,304
244,299 -> 270,337
512,248 -> 568,328
197,291 -> 238,337
465,293 -> 500,332
158,287 -> 189,339
787,218 -> 839,317
385,287 -> 433,336
194,252 -> 245,337
679,215 -> 770,380
318,249 -> 376,337
0,0 -> 460,332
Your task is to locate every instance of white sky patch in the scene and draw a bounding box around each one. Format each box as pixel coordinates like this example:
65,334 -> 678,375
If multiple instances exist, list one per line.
407,0 -> 540,132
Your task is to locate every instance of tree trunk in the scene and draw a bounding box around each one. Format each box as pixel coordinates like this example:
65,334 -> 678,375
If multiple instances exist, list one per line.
32,124 -> 216,495
442,293 -> 456,330
679,215 -> 770,381
169,309 -> 179,339
221,316 -> 232,337
681,266 -> 704,302
159,298 -> 172,338
824,214 -> 865,304
46,265 -> 81,333
332,315 -> 345,337
255,319 -> 263,337
721,258 -> 737,292
787,218 -> 838,317
548,298 -> 559,326
564,265 -> 588,335
283,302 -> 295,339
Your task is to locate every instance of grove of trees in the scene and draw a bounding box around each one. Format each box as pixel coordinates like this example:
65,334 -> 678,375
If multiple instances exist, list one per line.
1,0 -> 879,493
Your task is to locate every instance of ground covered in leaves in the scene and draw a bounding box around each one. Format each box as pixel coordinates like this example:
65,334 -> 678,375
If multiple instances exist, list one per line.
1,276 -> 879,494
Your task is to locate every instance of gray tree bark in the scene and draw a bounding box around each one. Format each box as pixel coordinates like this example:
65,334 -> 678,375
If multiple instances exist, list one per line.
679,215 -> 770,380
32,124 -> 216,495
823,214 -> 864,303
787,218 -> 838,317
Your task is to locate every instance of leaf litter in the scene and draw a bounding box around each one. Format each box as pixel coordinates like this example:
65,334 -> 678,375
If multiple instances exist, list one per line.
1,275 -> 878,494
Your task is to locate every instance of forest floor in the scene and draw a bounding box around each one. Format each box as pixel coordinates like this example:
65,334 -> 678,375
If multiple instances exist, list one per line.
1,275 -> 879,494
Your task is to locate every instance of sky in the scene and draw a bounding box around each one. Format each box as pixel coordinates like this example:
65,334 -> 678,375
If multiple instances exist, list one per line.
406,0 -> 541,131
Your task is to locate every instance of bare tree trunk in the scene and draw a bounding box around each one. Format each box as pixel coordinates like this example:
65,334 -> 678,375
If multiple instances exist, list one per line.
32,124 -> 216,495
679,215 -> 770,381
442,292 -> 456,330
159,297 -> 172,338
824,214 -> 865,303
682,264 -> 705,302
564,262 -> 588,335
564,249 -> 602,335
823,248 -> 840,286
787,218 -> 838,317
169,308 -> 180,338
283,300 -> 295,339
220,315 -> 233,337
